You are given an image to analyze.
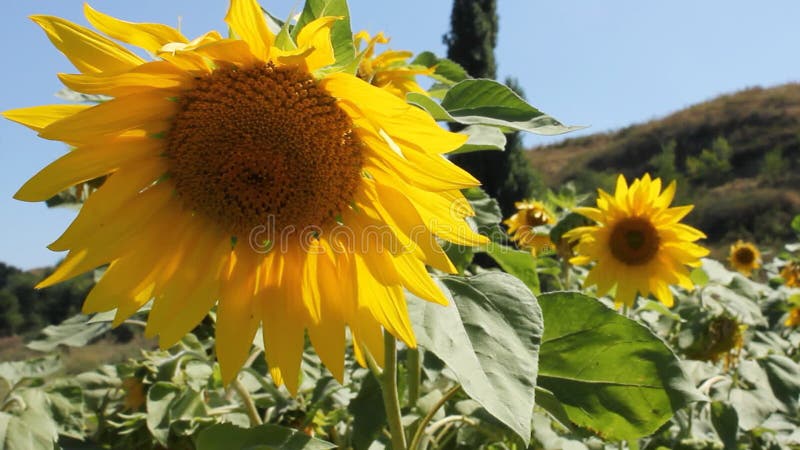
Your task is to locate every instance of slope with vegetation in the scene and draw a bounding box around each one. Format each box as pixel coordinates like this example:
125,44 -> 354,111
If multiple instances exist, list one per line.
527,83 -> 800,246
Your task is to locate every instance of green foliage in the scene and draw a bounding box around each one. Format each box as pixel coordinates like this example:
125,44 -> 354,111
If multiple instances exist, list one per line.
686,136 -> 734,186
760,147 -> 787,183
442,0 -> 498,80
0,262 -> 94,337
292,0 -> 355,73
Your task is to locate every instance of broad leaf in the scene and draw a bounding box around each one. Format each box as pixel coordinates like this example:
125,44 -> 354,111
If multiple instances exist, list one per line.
440,79 -> 583,135
146,382 -> 181,446
451,125 -> 507,154
483,245 -> 540,294
26,314 -> 111,351
348,372 -> 386,450
0,355 -> 61,388
537,291 -> 703,441
408,273 -> 542,443
196,423 -> 336,450
411,51 -> 468,85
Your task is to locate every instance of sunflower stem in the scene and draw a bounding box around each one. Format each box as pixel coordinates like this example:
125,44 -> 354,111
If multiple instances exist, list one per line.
232,378 -> 262,427
381,332 -> 407,450
407,348 -> 421,407
408,384 -> 461,450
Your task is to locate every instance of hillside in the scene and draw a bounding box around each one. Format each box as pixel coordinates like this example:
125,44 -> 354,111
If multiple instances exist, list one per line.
527,83 -> 800,245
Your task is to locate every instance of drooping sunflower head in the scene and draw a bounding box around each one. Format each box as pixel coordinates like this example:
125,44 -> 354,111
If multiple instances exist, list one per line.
5,0 -> 487,393
727,240 -> 761,277
564,174 -> 709,307
503,200 -> 555,255
354,30 -> 432,98
687,316 -> 745,370
781,261 -> 800,288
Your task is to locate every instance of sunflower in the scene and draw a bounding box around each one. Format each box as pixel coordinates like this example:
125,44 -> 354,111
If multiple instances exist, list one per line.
5,0 -> 487,393
785,306 -> 800,327
781,261 -> 800,288
727,240 -> 761,276
564,174 -> 709,307
354,30 -> 432,98
503,200 -> 555,256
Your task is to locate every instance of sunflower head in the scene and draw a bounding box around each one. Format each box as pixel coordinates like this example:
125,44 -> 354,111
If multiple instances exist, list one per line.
687,316 -> 745,370
728,240 -> 761,277
781,261 -> 800,288
564,174 -> 709,307
354,30 -> 432,98
5,0 -> 487,393
503,200 -> 555,255
785,306 -> 800,327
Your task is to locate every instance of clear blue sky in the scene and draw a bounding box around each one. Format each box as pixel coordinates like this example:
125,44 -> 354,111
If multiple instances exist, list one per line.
3,1 -> 800,269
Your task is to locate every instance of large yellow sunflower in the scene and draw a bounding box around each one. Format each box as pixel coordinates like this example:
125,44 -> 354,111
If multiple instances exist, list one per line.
503,200 -> 555,256
727,240 -> 761,276
564,174 -> 709,307
5,0 -> 487,393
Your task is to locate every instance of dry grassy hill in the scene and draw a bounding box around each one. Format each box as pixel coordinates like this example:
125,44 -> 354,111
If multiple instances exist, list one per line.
527,83 -> 800,246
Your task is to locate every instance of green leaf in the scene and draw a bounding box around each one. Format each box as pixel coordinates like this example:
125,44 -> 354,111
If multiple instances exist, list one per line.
690,267 -> 710,287
710,401 -> 738,450
411,51 -> 468,85
146,382 -> 181,446
483,245 -> 540,294
26,314 -> 111,351
196,423 -> 336,450
440,79 -> 583,135
537,291 -> 703,441
762,354 -> 800,413
406,92 -> 454,121
0,412 -> 55,450
408,273 -> 542,444
791,214 -> 800,234
450,125 -> 507,154
549,212 -> 592,245
0,355 -> 61,388
462,187 -> 502,236
292,0 -> 355,72
728,360 -> 781,431
348,372 -> 385,450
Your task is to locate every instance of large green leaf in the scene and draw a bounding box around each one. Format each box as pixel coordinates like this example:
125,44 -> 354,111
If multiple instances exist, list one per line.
0,355 -> 61,388
407,273 -> 542,443
26,314 -> 111,352
196,423 -> 336,450
450,125 -> 507,154
440,79 -> 583,135
483,245 -> 540,294
146,382 -> 181,446
537,291 -> 702,441
292,0 -> 355,72
410,51 -> 468,85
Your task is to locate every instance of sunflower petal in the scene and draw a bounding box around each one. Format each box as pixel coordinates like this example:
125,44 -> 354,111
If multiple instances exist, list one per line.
84,4 -> 188,53
225,0 -> 274,61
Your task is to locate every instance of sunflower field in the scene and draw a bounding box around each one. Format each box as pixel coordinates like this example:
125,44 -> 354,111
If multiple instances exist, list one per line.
2,0 -> 800,449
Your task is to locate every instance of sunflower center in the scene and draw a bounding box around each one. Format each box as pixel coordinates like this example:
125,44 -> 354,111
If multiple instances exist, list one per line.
525,208 -> 551,227
734,247 -> 755,265
165,63 -> 363,236
609,217 -> 660,265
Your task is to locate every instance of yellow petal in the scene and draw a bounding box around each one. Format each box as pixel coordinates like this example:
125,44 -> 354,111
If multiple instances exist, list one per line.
3,105 -> 90,133
15,136 -> 161,202
217,250 -> 261,384
39,91 -> 176,143
49,157 -> 167,251
84,4 -> 188,53
30,15 -> 144,73
225,0 -> 274,61
355,254 -> 416,348
295,16 -> 338,71
393,253 -> 449,306
58,61 -> 190,97
307,247 -> 347,382
322,73 -> 467,154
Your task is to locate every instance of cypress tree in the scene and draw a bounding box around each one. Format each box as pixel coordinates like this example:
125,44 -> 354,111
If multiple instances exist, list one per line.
444,1 -> 543,215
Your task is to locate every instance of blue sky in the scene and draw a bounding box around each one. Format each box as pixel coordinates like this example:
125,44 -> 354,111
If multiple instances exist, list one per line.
2,1 -> 800,269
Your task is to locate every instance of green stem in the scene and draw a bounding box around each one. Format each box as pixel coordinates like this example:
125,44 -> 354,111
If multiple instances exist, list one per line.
232,378 -> 263,427
374,332 -> 407,450
408,384 -> 461,450
407,348 -> 421,407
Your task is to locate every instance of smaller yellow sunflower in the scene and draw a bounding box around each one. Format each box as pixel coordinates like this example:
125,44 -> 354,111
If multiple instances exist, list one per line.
355,30 -> 432,98
503,200 -> 555,256
565,174 -> 709,307
728,240 -> 761,276
785,306 -> 800,327
687,316 -> 745,370
781,261 -> 800,288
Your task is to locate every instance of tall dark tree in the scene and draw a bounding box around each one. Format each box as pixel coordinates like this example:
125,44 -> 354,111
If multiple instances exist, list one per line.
444,1 -> 543,215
